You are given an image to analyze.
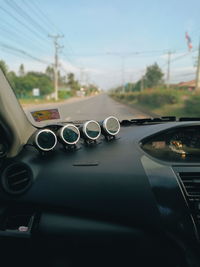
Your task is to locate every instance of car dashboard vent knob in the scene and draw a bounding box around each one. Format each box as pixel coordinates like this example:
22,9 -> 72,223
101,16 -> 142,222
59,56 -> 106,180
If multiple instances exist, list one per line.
1,163 -> 33,194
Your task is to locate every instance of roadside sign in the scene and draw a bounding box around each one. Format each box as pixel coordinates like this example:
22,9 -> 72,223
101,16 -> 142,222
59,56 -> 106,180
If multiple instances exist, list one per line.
32,88 -> 40,97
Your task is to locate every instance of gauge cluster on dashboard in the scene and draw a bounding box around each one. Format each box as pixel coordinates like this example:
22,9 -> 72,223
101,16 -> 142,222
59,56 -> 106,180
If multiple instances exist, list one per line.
30,116 -> 120,152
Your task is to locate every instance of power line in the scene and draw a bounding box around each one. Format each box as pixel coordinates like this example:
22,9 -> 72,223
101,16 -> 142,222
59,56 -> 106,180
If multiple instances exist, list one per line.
106,49 -> 170,56
0,5 -> 47,42
67,49 -> 187,58
0,1 -> 79,73
172,72 -> 195,78
22,0 -> 78,66
0,42 -> 51,65
171,50 -> 197,63
0,21 -> 49,54
4,0 -> 49,36
161,49 -> 197,69
0,47 -> 44,63
26,0 -> 63,35
22,0 -> 57,35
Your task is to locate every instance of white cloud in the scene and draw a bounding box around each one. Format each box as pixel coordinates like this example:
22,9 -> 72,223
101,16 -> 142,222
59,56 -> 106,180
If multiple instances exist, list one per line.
170,66 -> 196,83
60,59 -> 103,74
172,66 -> 195,73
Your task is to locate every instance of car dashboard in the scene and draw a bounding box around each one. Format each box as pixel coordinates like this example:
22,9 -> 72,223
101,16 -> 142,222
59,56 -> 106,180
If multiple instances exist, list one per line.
0,120 -> 200,266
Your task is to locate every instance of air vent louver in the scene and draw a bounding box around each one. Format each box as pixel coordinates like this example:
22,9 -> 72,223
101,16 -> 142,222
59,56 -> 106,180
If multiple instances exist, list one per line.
2,163 -> 33,194
179,172 -> 200,197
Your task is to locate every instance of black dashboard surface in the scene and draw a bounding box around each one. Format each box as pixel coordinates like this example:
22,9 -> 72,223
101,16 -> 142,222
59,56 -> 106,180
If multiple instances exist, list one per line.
1,121 -> 200,255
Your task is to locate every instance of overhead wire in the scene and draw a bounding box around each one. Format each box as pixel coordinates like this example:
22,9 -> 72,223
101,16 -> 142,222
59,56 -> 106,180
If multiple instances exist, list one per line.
23,0 -> 76,60
0,21 -> 50,54
1,0 -> 196,86
0,5 -> 48,43
0,42 -> 51,65
4,0 -> 49,36
22,0 -> 83,70
25,0 -> 63,35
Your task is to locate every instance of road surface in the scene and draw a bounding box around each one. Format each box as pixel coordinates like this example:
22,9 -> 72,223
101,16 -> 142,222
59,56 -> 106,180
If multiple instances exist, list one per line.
25,94 -> 148,123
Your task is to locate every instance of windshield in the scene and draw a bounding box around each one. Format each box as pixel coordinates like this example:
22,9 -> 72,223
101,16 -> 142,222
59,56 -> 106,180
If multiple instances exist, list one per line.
0,0 -> 199,124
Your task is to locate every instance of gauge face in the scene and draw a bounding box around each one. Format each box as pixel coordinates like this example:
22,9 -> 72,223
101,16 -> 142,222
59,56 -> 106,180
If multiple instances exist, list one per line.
35,129 -> 57,151
60,124 -> 80,145
103,116 -> 120,136
83,121 -> 101,140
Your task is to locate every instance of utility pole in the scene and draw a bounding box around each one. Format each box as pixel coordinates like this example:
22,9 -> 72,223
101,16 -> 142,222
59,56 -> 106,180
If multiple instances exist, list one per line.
141,76 -> 144,91
121,55 -> 125,93
196,40 -> 200,91
48,34 -> 64,101
166,51 -> 172,89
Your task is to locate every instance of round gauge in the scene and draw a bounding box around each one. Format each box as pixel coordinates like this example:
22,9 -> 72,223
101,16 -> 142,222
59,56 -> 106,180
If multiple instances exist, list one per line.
82,120 -> 101,140
35,129 -> 57,151
102,116 -> 120,136
59,124 -> 80,145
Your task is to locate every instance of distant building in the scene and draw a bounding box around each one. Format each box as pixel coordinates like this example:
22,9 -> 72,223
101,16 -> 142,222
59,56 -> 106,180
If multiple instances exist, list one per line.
178,80 -> 195,90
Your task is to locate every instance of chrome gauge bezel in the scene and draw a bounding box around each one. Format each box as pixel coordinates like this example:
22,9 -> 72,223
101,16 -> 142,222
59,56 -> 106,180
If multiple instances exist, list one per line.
35,129 -> 57,151
82,120 -> 101,140
103,116 -> 120,136
59,124 -> 80,145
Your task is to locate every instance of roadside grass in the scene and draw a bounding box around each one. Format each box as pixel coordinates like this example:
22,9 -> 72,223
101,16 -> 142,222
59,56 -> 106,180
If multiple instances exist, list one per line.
110,89 -> 200,118
19,98 -> 64,106
153,103 -> 188,117
18,91 -> 73,106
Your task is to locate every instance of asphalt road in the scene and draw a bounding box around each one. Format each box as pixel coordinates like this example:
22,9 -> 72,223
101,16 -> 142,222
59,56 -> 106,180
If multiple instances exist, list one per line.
26,93 -> 148,123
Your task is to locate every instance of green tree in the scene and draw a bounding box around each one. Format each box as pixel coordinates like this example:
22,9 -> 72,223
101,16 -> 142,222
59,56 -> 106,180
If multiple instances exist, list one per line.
26,72 -> 53,95
67,73 -> 80,94
45,65 -> 54,81
12,72 -> 53,97
85,84 -> 99,95
143,63 -> 164,88
58,70 -> 67,86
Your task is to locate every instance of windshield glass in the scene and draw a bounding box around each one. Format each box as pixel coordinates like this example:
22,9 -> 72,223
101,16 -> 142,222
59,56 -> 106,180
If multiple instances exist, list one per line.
0,0 -> 199,124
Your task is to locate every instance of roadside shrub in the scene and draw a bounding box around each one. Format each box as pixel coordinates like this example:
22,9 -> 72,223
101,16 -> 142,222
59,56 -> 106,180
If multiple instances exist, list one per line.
137,89 -> 179,107
111,89 -> 182,108
123,92 -> 138,101
184,94 -> 200,116
58,91 -> 72,99
110,92 -> 138,102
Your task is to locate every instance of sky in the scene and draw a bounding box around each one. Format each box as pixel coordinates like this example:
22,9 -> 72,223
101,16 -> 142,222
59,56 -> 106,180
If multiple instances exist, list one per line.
0,0 -> 200,89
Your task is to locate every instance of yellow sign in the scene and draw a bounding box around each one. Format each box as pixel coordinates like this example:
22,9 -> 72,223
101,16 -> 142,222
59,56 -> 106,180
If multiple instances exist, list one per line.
31,109 -> 60,122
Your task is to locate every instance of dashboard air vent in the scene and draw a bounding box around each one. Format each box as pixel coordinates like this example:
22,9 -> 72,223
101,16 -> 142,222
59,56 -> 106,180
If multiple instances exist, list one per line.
1,163 -> 33,194
179,172 -> 200,197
